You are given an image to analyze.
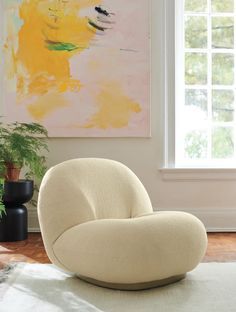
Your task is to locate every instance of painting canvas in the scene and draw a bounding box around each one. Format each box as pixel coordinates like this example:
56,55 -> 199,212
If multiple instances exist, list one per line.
0,0 -> 150,137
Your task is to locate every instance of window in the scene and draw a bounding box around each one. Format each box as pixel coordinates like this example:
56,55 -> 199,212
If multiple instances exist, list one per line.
175,0 -> 236,168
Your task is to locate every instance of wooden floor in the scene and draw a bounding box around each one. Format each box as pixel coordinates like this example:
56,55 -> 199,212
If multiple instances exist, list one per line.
0,233 -> 236,269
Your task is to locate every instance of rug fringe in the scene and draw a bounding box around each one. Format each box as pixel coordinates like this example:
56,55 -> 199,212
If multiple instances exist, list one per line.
0,263 -> 17,284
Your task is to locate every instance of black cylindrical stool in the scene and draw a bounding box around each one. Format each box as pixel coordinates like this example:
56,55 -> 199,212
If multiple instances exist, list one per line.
0,205 -> 28,241
0,180 -> 34,242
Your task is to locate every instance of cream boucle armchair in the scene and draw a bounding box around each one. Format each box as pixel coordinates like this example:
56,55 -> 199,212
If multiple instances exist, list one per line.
38,158 -> 207,290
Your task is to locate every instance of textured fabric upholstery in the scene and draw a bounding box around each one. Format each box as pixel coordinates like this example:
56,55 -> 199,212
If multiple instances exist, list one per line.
38,158 -> 207,289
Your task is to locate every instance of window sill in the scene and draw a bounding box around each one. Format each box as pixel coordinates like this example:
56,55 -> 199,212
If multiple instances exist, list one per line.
159,168 -> 236,181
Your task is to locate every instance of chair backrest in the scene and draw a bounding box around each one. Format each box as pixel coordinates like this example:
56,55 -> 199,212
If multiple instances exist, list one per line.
38,158 -> 153,266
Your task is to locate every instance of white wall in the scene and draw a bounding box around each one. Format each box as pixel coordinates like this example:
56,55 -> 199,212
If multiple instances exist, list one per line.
29,0 -> 236,232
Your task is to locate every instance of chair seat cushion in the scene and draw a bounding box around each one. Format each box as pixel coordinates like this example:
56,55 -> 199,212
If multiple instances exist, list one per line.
53,211 -> 207,289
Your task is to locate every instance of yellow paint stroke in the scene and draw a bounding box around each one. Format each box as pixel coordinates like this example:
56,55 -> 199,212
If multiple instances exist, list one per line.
28,76 -> 82,96
83,82 -> 141,129
27,92 -> 69,121
8,0 -> 101,119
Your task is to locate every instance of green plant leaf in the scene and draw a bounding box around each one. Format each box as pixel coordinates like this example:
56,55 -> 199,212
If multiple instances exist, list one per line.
0,119 -> 49,180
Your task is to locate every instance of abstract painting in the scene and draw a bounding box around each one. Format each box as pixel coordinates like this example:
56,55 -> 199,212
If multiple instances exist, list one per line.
0,0 -> 150,137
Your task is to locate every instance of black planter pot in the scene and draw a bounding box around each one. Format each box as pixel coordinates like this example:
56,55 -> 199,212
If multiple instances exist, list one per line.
3,180 -> 34,206
0,180 -> 34,242
0,205 -> 28,242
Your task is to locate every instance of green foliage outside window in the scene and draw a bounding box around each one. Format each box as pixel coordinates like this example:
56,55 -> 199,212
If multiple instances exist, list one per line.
212,90 -> 234,122
185,0 -> 207,12
211,0 -> 234,13
185,53 -> 207,85
185,16 -> 207,49
212,128 -> 234,158
185,0 -> 234,13
212,54 -> 234,85
185,130 -> 207,159
212,17 -> 234,49
185,90 -> 208,118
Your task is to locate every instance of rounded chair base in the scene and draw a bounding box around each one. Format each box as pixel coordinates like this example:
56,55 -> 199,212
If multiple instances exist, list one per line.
77,274 -> 186,291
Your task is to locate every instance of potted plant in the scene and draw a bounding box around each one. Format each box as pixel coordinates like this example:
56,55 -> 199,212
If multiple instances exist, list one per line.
0,178 -> 5,218
0,120 -> 48,241
0,121 -> 48,181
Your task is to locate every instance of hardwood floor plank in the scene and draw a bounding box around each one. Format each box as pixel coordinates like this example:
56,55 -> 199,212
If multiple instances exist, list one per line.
203,233 -> 236,262
0,233 -> 49,269
0,233 -> 236,270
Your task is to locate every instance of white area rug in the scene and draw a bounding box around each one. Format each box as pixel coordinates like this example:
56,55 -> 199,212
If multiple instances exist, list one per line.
0,263 -> 236,312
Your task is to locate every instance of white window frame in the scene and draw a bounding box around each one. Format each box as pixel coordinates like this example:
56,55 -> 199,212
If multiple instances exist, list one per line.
161,0 -> 236,180
163,0 -> 176,169
176,0 -> 236,168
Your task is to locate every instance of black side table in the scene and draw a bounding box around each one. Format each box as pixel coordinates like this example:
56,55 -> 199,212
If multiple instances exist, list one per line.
0,180 -> 34,242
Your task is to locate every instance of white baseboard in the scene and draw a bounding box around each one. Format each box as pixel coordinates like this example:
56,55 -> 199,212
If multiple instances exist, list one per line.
187,207 -> 236,232
28,227 -> 41,233
28,208 -> 40,233
28,207 -> 236,233
156,207 -> 236,232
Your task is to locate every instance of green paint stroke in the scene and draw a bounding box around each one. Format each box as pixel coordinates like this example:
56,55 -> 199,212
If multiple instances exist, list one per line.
46,42 -> 79,52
